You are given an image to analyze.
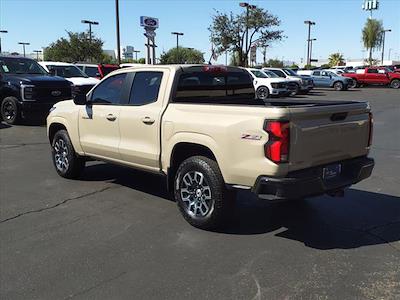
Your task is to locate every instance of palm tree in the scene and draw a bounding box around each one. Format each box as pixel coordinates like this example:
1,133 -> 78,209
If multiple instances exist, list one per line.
328,52 -> 344,67
362,19 -> 384,65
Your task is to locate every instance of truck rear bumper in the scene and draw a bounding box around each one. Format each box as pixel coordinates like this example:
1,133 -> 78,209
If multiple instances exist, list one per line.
252,156 -> 374,201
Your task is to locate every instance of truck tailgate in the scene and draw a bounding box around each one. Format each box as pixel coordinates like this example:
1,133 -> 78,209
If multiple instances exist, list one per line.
288,102 -> 371,171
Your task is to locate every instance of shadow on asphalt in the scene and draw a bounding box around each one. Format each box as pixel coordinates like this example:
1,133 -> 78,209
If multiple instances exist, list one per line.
81,162 -> 400,250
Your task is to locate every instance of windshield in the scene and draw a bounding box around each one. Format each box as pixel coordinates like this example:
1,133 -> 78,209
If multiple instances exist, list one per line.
250,70 -> 268,78
283,68 -> 298,76
0,57 -> 48,75
47,65 -> 88,78
263,70 -> 279,78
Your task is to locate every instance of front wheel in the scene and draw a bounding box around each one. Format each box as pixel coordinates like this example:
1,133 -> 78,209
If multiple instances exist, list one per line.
174,156 -> 233,230
1,97 -> 21,125
348,79 -> 358,88
256,86 -> 270,100
333,81 -> 344,91
51,130 -> 85,179
390,79 -> 400,89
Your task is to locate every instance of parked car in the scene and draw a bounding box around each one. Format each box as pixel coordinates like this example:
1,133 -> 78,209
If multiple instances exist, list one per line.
0,56 -> 72,124
47,64 -> 374,230
263,67 -> 314,94
39,62 -> 99,95
297,69 -> 353,91
75,63 -> 119,79
245,68 -> 290,99
342,67 -> 400,88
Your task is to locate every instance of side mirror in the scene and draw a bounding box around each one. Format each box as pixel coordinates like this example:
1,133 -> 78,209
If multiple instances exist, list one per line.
73,93 -> 88,105
329,74 -> 332,79
49,69 -> 56,76
95,72 -> 101,78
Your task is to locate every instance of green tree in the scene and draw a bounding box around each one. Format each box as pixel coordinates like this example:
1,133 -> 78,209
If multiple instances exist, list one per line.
159,47 -> 205,64
362,19 -> 384,65
209,7 -> 284,67
264,58 -> 283,68
328,52 -> 344,67
44,31 -> 104,63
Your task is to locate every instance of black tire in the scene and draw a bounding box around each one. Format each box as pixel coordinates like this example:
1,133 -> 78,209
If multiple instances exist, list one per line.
51,129 -> 85,179
390,79 -> 400,89
256,86 -> 270,100
174,156 -> 233,230
349,79 -> 358,88
1,97 -> 21,125
333,81 -> 344,91
289,84 -> 299,96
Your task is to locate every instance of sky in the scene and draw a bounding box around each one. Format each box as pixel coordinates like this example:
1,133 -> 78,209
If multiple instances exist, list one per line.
1,0 -> 399,64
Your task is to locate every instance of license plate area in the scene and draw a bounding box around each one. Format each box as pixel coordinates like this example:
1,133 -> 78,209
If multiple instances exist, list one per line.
323,164 -> 342,180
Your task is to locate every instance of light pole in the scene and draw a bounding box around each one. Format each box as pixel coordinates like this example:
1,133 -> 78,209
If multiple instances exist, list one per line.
171,32 -> 184,51
240,2 -> 256,67
381,29 -> 391,65
309,38 -> 316,65
33,50 -> 42,61
304,20 -> 316,66
18,42 -> 30,57
133,50 -> 140,61
0,30 -> 8,53
171,32 -> 184,63
81,19 -> 99,62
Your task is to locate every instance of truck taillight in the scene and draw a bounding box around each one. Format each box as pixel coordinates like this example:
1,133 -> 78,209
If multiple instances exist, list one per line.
264,121 -> 290,163
368,112 -> 373,147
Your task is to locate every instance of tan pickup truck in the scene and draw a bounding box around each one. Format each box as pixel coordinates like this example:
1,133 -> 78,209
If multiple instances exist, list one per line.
47,65 -> 374,229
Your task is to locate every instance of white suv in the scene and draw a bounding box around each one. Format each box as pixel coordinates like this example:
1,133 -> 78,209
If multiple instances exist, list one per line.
40,62 -> 99,95
246,68 -> 292,100
263,67 -> 314,94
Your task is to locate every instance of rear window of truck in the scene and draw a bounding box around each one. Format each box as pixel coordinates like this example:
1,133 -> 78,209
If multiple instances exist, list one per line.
173,66 -> 261,105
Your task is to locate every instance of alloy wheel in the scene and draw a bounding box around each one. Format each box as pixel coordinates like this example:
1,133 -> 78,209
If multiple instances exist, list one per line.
2,100 -> 16,121
54,138 -> 69,172
180,171 -> 213,217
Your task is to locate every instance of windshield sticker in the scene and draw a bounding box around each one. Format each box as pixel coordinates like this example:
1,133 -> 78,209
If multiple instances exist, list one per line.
2,65 -> 9,72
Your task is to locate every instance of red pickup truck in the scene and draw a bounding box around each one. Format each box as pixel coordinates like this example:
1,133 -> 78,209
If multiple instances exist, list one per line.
343,67 -> 400,89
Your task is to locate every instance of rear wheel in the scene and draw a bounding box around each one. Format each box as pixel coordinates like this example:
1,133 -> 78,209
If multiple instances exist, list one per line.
174,156 -> 233,230
51,130 -> 85,179
390,79 -> 400,89
1,97 -> 21,125
333,81 -> 344,91
256,86 -> 270,100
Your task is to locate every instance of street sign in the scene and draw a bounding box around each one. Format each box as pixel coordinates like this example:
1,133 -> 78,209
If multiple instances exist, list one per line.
140,16 -> 159,29
310,59 -> 318,62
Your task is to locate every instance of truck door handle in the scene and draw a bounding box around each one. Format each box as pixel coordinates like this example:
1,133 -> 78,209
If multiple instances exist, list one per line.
106,114 -> 117,121
141,116 -> 155,124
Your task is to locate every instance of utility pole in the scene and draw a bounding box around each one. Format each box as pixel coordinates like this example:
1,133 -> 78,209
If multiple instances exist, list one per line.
0,30 -> 8,53
115,0 -> 121,65
304,20 -> 315,66
18,42 -> 30,57
81,19 -> 99,62
240,2 -> 256,67
381,29 -> 391,65
33,50 -> 42,61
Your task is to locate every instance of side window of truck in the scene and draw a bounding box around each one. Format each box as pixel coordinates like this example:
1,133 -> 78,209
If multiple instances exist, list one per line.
129,72 -> 163,106
367,69 -> 378,74
90,73 -> 127,105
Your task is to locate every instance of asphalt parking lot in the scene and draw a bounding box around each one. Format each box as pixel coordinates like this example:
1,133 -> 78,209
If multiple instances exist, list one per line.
1,87 -> 399,299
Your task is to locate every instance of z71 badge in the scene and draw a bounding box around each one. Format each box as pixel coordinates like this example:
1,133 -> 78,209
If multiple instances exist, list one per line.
241,134 -> 262,140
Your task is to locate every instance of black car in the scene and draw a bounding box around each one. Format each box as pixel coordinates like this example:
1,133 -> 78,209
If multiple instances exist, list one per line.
0,56 -> 72,124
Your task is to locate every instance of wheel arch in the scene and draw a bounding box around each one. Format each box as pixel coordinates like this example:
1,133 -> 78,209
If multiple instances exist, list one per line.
47,116 -> 84,154
166,141 -> 221,193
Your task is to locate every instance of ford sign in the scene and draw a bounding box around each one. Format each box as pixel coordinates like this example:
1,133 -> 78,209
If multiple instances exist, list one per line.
51,90 -> 61,97
140,16 -> 159,29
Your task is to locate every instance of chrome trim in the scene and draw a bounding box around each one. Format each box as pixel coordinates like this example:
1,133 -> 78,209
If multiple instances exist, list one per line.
21,84 -> 36,102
